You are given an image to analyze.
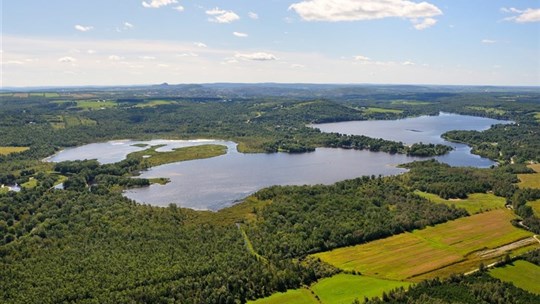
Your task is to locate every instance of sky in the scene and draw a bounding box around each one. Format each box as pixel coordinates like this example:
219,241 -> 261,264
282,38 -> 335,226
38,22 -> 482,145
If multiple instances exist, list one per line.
1,0 -> 539,87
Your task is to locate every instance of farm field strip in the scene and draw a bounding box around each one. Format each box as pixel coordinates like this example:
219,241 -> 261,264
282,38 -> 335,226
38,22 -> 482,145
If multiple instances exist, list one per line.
414,191 -> 506,214
313,210 -> 537,282
0,146 -> 30,155
489,260 -> 540,295
518,164 -> 540,189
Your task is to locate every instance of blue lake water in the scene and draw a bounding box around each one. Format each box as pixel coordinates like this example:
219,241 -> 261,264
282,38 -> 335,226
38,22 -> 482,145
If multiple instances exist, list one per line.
45,113 -> 511,210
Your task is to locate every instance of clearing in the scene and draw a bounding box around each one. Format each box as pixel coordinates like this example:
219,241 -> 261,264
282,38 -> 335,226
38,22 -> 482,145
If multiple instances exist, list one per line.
0,146 -> 30,155
127,144 -> 227,167
363,107 -> 403,114
517,164 -> 540,189
249,274 -> 409,304
313,210 -> 537,282
528,199 -> 540,217
489,260 -> 540,295
415,191 -> 506,214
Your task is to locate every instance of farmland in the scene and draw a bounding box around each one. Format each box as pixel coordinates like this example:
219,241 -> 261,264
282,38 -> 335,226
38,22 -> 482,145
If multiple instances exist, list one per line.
518,164 -> 540,189
414,191 -> 506,214
489,260 -> 540,295
313,210 -> 537,282
250,274 -> 410,304
363,107 -> 403,114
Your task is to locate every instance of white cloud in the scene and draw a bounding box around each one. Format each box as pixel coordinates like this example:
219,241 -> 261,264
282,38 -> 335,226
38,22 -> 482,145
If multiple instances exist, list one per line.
412,17 -> 437,30
402,61 -> 415,66
58,56 -> 76,63
140,56 -> 156,60
502,7 -> 540,23
178,52 -> 199,57
124,22 -> 134,29
4,60 -> 25,65
74,25 -> 93,32
235,52 -> 277,61
142,0 -> 177,8
481,39 -> 497,44
194,42 -> 207,48
206,8 -> 240,23
290,64 -> 305,68
290,0 -> 442,21
108,55 -> 124,61
233,32 -> 248,38
87,49 -> 96,54
248,12 -> 259,19
173,5 -> 184,12
354,55 -> 371,62
157,63 -> 169,67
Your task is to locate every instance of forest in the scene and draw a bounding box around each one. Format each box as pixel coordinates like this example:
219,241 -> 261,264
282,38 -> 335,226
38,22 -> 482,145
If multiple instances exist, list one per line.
1,85 -> 539,303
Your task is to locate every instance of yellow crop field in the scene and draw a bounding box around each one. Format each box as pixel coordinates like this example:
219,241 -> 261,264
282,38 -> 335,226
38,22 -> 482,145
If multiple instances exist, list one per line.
518,164 -> 540,189
0,147 -> 30,155
313,210 -> 536,282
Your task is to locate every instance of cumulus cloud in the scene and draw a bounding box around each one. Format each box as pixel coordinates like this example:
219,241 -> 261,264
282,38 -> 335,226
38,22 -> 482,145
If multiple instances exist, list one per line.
235,52 -> 277,61
124,22 -> 134,29
481,39 -> 497,44
354,55 -> 371,61
58,57 -> 76,63
412,17 -> 437,30
402,61 -> 415,66
206,8 -> 240,23
178,52 -> 199,57
289,0 -> 442,29
233,31 -> 248,38
194,42 -> 207,48
248,12 -> 259,19
142,0 -> 177,8
173,5 -> 184,12
74,25 -> 93,32
502,7 -> 540,23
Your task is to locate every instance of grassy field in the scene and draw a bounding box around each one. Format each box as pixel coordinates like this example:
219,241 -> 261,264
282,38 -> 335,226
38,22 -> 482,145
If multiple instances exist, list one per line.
76,100 -> 117,110
0,146 -> 30,155
248,288 -> 318,304
517,164 -> 540,189
528,199 -> 540,217
489,260 -> 540,295
312,274 -> 410,304
21,178 -> 38,189
313,210 -> 536,282
415,191 -> 506,214
133,100 -> 177,108
363,107 -> 403,114
535,112 -> 540,122
250,274 -> 410,304
127,144 -> 227,168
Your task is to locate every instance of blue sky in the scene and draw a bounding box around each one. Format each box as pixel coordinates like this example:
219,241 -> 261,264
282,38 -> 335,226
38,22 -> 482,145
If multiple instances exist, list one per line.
1,0 -> 539,87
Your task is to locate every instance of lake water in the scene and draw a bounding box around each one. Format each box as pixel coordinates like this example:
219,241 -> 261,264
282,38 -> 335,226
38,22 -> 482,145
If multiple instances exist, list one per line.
313,112 -> 511,168
45,113 -> 510,210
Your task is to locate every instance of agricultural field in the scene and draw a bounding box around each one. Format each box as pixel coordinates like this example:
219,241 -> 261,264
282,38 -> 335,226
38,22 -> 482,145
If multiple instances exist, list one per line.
248,288 -> 317,304
414,191 -> 506,214
517,164 -> 540,189
528,199 -> 540,217
535,112 -> 540,122
313,210 -> 537,282
0,146 -> 30,155
76,100 -> 117,110
390,100 -> 431,105
45,115 -> 98,129
466,106 -> 506,116
489,260 -> 540,295
250,274 -> 409,304
363,107 -> 403,114
133,100 -> 178,108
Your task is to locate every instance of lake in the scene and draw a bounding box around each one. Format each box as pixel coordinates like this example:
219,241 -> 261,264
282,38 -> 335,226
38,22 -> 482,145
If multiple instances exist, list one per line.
45,113 -> 510,210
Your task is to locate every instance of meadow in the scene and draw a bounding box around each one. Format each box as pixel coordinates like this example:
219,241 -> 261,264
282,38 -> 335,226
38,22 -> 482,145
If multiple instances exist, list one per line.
517,164 -> 540,189
529,199 -> 540,217
0,146 -> 30,155
126,144 -> 227,168
489,260 -> 540,295
313,210 -> 536,282
249,274 -> 410,304
414,191 -> 506,214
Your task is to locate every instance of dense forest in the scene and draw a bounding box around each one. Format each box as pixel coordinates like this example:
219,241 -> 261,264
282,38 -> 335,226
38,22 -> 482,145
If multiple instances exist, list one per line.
1,86 -> 539,303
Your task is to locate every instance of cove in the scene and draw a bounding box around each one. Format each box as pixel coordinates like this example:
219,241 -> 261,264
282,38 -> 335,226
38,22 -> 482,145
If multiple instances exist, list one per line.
313,112 -> 512,168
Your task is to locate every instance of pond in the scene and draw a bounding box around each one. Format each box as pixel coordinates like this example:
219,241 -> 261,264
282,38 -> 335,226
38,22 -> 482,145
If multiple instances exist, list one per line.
45,113 -> 511,210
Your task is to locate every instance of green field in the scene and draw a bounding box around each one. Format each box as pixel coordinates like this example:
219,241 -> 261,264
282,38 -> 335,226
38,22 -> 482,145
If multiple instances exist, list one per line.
21,178 -> 38,189
134,100 -> 177,108
76,100 -> 117,110
248,288 -> 318,304
0,146 -> 30,155
490,260 -> 540,295
127,144 -> 227,167
313,210 -> 536,281
535,112 -> 540,122
415,191 -> 506,214
364,107 -> 403,114
312,274 -> 410,304
518,164 -> 540,189
250,274 -> 410,304
528,199 -> 540,217
466,106 -> 506,116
